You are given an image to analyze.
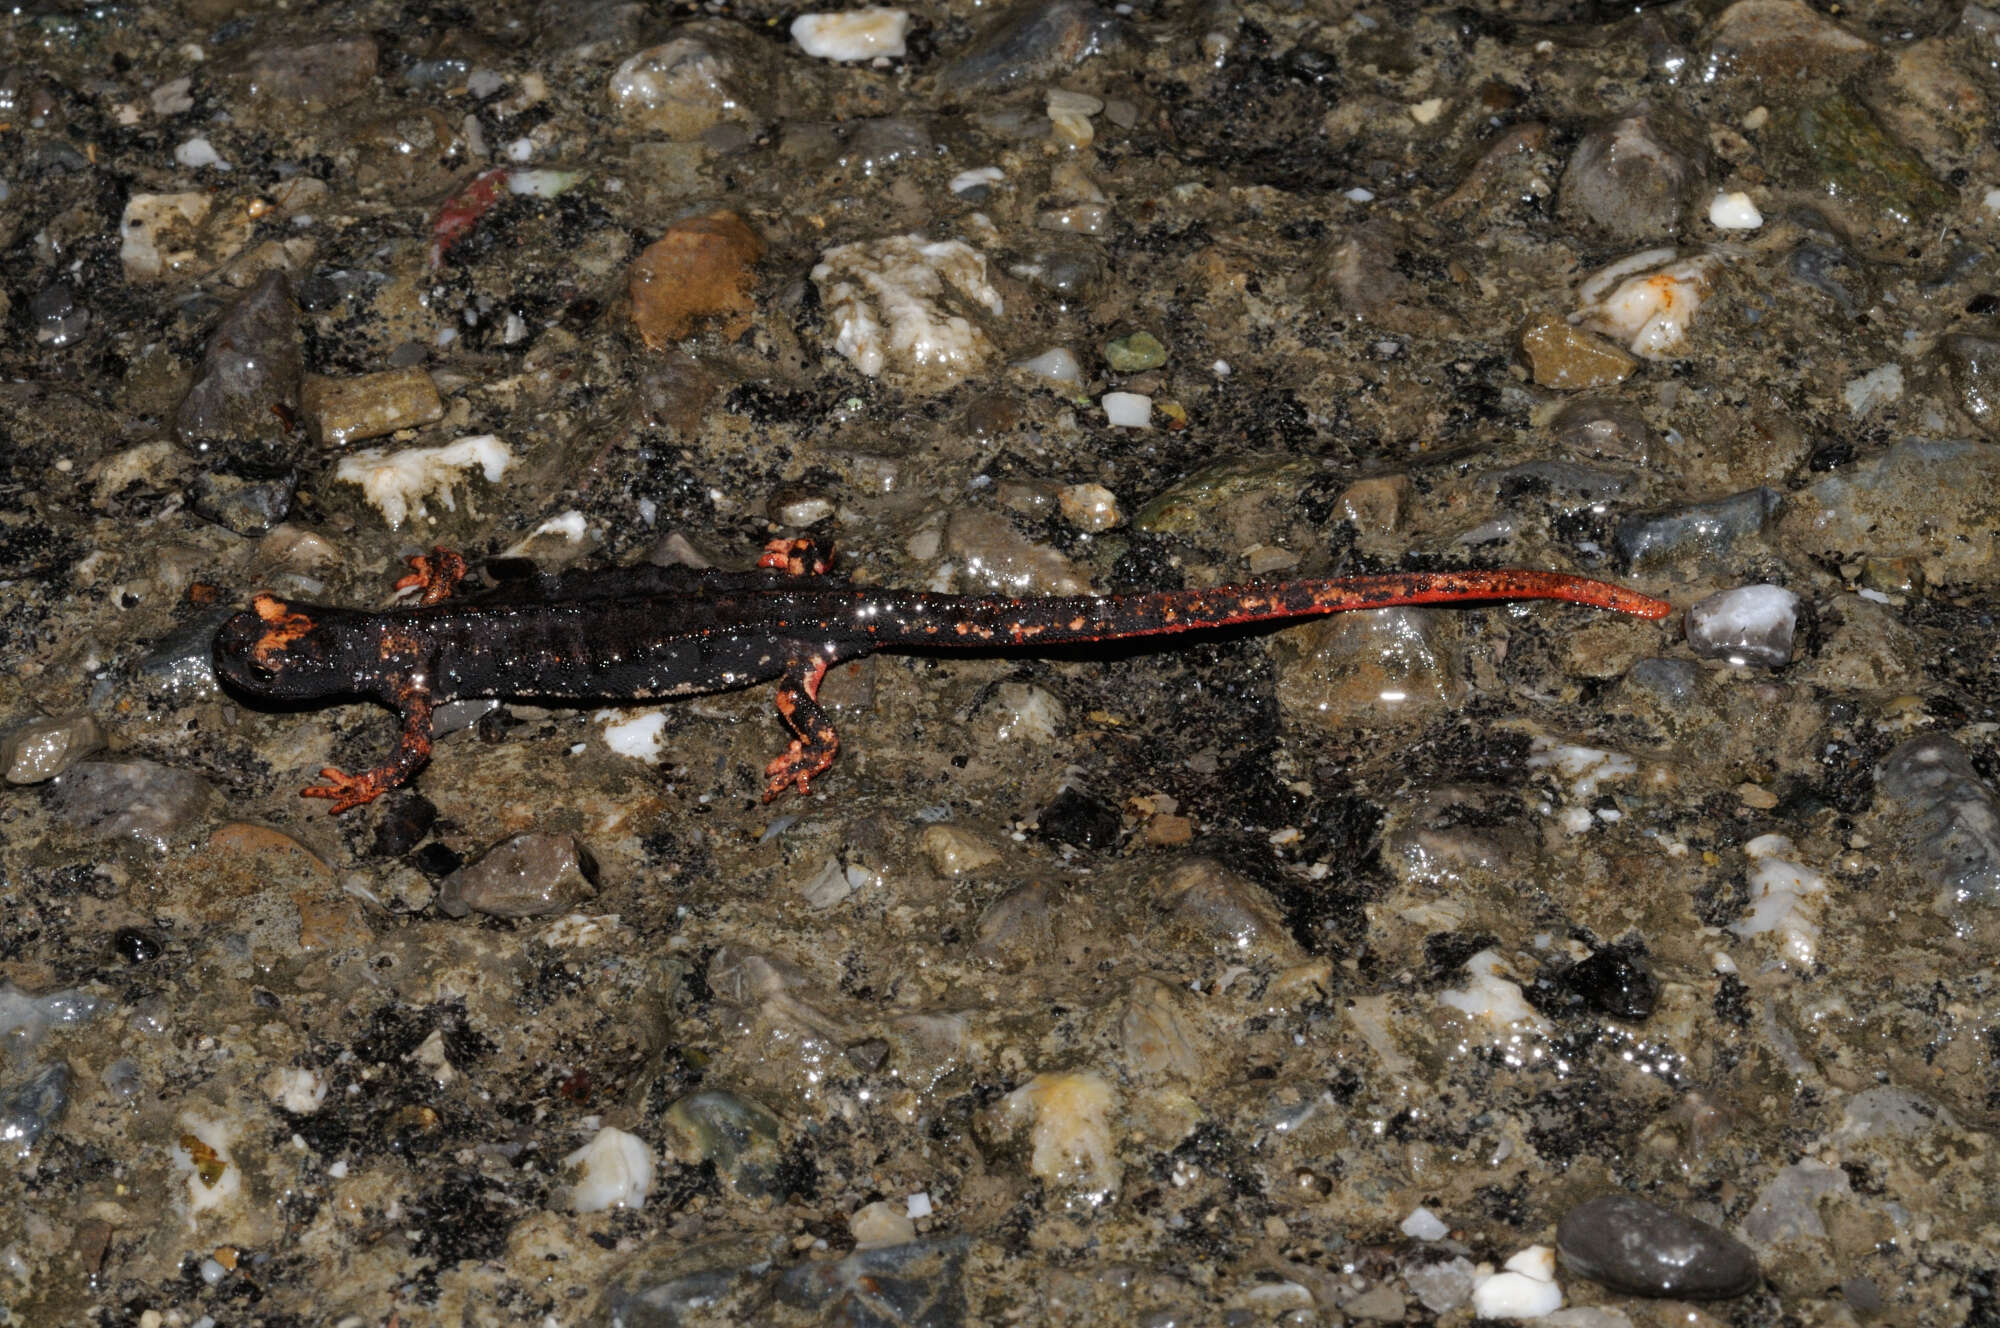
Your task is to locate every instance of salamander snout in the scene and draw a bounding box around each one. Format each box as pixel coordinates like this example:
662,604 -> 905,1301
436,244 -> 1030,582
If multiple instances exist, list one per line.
212,594 -> 344,699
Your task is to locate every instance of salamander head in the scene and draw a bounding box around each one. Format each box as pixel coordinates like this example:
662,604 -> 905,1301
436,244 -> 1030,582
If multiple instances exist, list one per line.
213,594 -> 352,699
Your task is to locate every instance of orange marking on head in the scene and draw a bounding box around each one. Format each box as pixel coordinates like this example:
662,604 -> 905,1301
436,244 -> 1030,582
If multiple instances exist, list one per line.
247,593 -> 314,666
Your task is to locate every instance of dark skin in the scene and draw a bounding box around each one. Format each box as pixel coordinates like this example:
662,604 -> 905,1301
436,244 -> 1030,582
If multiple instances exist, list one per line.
211,538 -> 1674,813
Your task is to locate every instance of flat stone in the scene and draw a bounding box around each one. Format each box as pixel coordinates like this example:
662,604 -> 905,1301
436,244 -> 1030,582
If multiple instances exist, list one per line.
437,832 -> 598,919
1876,736 -> 2000,910
1521,314 -> 1637,390
1613,487 -> 1780,570
174,270 -> 304,459
1557,1194 -> 1759,1299
301,368 -> 445,447
2,715 -> 105,784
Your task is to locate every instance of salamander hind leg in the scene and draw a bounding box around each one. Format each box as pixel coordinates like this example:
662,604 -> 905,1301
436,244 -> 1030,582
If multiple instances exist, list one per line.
303,691 -> 436,813
762,655 -> 840,801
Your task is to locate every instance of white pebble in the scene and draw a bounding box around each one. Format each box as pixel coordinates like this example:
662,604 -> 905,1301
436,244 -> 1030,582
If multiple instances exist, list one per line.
331,434 -> 514,530
950,166 -> 1004,195
174,136 -> 228,170
1343,186 -> 1375,202
565,1126 -> 655,1212
1438,950 -> 1546,1030
812,235 -> 1002,384
1685,583 -> 1800,667
1013,346 -> 1081,387
1572,250 -> 1718,359
1471,1245 -> 1564,1320
1842,363 -> 1904,415
1729,834 -> 1827,968
1708,191 -> 1762,229
263,1067 -> 328,1115
1401,1206 -> 1450,1241
599,709 -> 668,764
791,8 -> 910,61
1101,391 -> 1153,428
1985,187 -> 2000,214
906,1190 -> 934,1219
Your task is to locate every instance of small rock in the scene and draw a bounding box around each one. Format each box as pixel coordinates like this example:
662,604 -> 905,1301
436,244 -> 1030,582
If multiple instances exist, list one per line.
137,608 -> 235,702
812,234 -> 1003,389
1547,944 -> 1659,1021
301,368 -> 445,447
437,832 -> 598,919
1057,483 -> 1120,531
1549,397 -> 1657,466
1407,1256 -> 1479,1314
1034,785 -> 1121,850
1613,487 -> 1780,570
1103,331 -> 1166,371
1705,0 -> 1874,81
1741,1159 -> 1850,1245
2,715 -> 105,784
1521,313 -> 1637,389
565,1125 -> 655,1212
944,509 -> 1088,595
1118,976 -> 1202,1083
937,0 -> 1124,97
119,193 -> 219,281
189,466 -> 299,536
629,211 -> 764,348
1876,736 -> 2000,909
1938,333 -> 2000,438
792,8 -> 910,62
1557,1195 -> 1757,1299
175,270 -> 304,461
1572,250 -> 1719,360
1471,1245 -> 1564,1320
1767,92 -> 1952,234
1271,607 -> 1465,727
918,824 -> 1001,874
1785,440 -> 2000,582
1621,657 -> 1700,709
663,1091 -> 785,1198
1558,107 -> 1705,242
1132,454 -> 1321,535
1337,474 -> 1410,533
1,1063 -> 72,1160
987,1071 -> 1120,1199
1155,859 -> 1298,959
848,1199 -> 917,1248
245,37 -> 380,109
50,760 -> 214,853
1684,584 -> 1802,667
608,25 -> 768,139
30,282 -> 89,347
772,1238 -> 970,1323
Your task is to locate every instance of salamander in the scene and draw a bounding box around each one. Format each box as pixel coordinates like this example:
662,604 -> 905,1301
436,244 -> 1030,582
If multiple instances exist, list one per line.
211,537 -> 1673,812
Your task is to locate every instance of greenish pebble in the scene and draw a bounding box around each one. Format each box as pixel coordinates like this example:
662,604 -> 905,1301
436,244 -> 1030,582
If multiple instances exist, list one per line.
664,1090 -> 785,1197
1132,454 -> 1319,534
1772,93 -> 1952,229
1103,331 -> 1167,372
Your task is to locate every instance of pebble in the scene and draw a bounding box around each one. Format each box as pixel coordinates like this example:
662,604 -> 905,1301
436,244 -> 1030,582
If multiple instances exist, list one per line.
1520,313 -> 1637,390
1571,250 -> 1719,359
1154,859 -> 1298,960
1471,1245 -> 1563,1320
1705,0 -> 1873,82
1548,398 -> 1656,466
1768,92 -> 1950,233
49,760 -> 214,853
772,1238 -> 969,1322
791,8 -> 909,62
301,368 -> 445,447
936,0 -> 1123,96
174,270 -> 304,458
1741,1158 -> 1849,1245
1613,487 -> 1780,570
190,467 -> 299,535
1132,454 -> 1319,534
564,1125 -> 654,1212
1100,391 -> 1152,428
2,714 -> 105,784
436,832 -> 598,919
1621,657 -> 1700,709
1684,584 -> 1802,667
1786,440 -> 2000,582
135,608 -> 235,702
332,434 -> 514,530
1708,191 -> 1764,229
1103,331 -> 1166,372
1876,736 -> 2000,909
1937,333 -> 2000,437
628,211 -> 764,349
848,1199 -> 916,1248
0,984 -> 101,1059
608,25 -> 767,139
812,235 -> 1002,388
1549,943 -> 1659,1021
1056,483 -> 1120,531
987,1070 -> 1121,1201
1558,107 -> 1705,242
944,509 -> 1088,595
663,1090 -> 785,1198
1270,607 -> 1464,727
30,282 -> 88,347
245,37 -> 380,109
119,192 -> 218,281
2,1063 -> 72,1160
1557,1195 -> 1759,1300
918,824 -> 1001,874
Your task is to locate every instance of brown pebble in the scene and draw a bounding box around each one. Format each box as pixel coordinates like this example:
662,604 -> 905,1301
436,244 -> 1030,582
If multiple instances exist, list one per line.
629,210 -> 764,348
301,367 -> 445,447
1521,314 -> 1638,389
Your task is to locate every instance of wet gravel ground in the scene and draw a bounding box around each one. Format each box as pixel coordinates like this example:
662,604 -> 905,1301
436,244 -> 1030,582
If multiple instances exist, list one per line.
5,0 -> 2000,1323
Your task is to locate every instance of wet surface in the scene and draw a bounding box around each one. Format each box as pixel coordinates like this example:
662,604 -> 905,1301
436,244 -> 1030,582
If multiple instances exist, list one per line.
4,0 -> 2000,1323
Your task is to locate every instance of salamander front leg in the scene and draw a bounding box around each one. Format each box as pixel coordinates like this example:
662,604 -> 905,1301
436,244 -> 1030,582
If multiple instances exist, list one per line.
393,547 -> 468,605
762,656 -> 839,801
303,689 -> 436,813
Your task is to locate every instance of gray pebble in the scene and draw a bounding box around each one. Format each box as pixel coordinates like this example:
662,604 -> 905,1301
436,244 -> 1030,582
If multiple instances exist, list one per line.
1556,1194 -> 1759,1300
30,282 -> 89,347
174,270 -> 304,462
1938,333 -> 2000,438
1876,735 -> 2000,908
137,609 -> 235,703
2,714 -> 105,784
1684,584 -> 1802,668
663,1090 -> 784,1197
1,1062 -> 72,1161
190,467 -> 298,536
48,760 -> 214,852
772,1236 -> 969,1322
938,0 -> 1124,97
1623,657 -> 1700,708
1613,487 -> 1780,570
436,831 -> 598,919
1558,107 -> 1705,242
1550,396 -> 1658,466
